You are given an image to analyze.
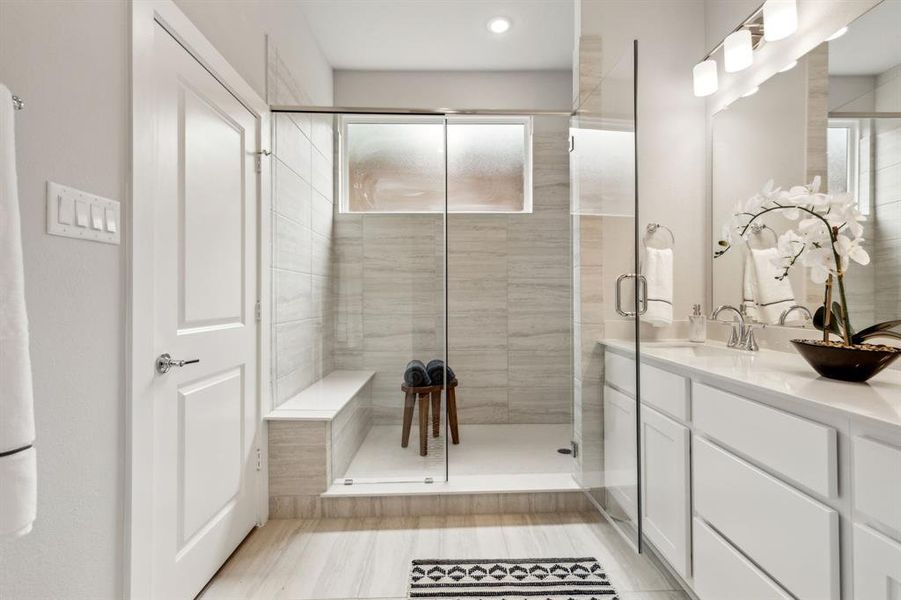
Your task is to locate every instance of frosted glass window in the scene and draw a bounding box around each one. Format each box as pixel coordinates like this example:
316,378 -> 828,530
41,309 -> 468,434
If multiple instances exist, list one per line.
341,116 -> 531,213
345,122 -> 446,212
827,126 -> 850,194
447,122 -> 527,212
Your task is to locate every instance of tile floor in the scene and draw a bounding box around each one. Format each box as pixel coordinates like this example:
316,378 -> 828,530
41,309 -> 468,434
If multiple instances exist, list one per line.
199,511 -> 689,600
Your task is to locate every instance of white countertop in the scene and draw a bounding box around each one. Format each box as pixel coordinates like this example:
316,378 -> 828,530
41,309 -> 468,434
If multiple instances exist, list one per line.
600,339 -> 901,431
266,370 -> 376,421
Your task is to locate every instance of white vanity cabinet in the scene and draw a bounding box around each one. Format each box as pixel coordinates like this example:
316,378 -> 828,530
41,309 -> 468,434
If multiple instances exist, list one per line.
640,404 -> 691,578
601,343 -> 901,600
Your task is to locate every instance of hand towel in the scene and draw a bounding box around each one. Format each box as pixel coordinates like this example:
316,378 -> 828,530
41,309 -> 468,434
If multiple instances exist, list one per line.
749,247 -> 797,324
403,360 -> 431,387
742,252 -> 760,322
641,247 -> 673,327
426,359 -> 456,384
0,83 -> 36,538
0,447 -> 36,538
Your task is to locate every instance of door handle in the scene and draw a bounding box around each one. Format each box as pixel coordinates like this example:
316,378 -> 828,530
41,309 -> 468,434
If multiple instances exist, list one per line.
156,353 -> 200,374
637,274 -> 648,316
616,273 -> 647,317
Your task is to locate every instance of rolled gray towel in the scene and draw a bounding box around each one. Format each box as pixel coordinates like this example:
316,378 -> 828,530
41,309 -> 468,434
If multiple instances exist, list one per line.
426,359 -> 456,384
404,360 -> 431,387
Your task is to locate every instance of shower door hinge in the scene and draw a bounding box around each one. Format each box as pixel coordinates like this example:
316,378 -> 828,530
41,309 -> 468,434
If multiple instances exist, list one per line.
569,135 -> 575,152
424,477 -> 434,484
571,440 -> 580,458
255,448 -> 262,471
343,478 -> 354,486
255,300 -> 262,321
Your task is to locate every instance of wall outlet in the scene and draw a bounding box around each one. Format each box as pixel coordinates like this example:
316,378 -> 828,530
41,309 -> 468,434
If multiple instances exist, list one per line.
46,181 -> 120,245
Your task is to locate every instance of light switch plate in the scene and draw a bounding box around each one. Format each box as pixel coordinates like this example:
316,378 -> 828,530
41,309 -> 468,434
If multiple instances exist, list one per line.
46,181 -> 120,245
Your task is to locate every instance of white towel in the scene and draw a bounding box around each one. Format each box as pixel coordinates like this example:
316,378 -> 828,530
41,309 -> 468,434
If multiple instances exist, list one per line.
0,447 -> 36,537
748,247 -> 796,325
0,83 -> 36,538
641,247 -> 673,327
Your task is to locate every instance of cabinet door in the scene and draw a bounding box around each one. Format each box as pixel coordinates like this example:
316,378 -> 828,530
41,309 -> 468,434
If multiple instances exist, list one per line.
604,385 -> 637,523
641,405 -> 691,577
853,524 -> 901,599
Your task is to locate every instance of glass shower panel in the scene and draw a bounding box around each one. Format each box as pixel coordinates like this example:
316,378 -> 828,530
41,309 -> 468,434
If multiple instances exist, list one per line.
330,113 -> 448,486
445,113 -> 573,485
570,42 -> 641,550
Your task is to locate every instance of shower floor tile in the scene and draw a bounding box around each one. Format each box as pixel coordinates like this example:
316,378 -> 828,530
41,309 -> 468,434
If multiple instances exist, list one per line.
338,423 -> 574,485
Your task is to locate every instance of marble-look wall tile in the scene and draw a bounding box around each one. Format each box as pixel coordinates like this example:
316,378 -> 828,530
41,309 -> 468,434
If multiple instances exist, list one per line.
268,421 -> 328,497
330,384 -> 373,481
329,126 -> 572,425
274,114 -> 312,180
274,160 -> 312,227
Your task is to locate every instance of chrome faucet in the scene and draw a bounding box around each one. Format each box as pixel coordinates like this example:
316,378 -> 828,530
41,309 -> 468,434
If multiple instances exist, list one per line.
712,305 -> 758,351
779,305 -> 812,326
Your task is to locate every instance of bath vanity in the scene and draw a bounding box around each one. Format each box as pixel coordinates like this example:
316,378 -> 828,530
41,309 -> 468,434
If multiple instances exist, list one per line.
600,340 -> 901,600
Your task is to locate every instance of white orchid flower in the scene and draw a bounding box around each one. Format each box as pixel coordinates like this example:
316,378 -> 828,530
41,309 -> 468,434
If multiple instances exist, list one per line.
834,235 -> 870,268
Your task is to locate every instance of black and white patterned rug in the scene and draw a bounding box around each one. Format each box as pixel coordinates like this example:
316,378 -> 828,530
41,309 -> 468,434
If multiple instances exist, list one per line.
409,557 -> 619,599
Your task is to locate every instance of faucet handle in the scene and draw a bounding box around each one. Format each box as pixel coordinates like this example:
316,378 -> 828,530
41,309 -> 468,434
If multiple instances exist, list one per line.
741,325 -> 760,352
727,323 -> 740,348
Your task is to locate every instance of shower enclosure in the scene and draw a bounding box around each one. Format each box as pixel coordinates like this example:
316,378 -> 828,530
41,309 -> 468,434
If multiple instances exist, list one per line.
268,39 -> 643,548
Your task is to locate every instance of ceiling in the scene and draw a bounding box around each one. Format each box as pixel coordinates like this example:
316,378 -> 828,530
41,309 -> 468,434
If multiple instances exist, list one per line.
828,0 -> 901,76
297,0 -> 575,71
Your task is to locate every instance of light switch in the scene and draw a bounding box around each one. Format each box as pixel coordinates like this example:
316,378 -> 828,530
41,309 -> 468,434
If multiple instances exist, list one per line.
105,208 -> 117,233
46,181 -> 120,245
91,203 -> 104,230
57,195 -> 74,225
74,200 -> 89,227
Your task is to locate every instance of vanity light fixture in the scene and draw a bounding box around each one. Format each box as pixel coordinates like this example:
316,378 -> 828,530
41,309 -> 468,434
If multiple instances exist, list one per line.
779,60 -> 798,72
826,26 -> 849,41
693,59 -> 719,97
763,0 -> 798,42
487,17 -> 511,34
724,29 -> 754,72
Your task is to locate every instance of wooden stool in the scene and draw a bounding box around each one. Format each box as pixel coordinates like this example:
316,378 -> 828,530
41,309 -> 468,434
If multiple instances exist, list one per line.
401,379 -> 460,456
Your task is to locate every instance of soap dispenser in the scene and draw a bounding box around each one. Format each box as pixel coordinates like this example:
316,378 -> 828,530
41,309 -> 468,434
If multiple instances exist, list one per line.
689,303 -> 707,343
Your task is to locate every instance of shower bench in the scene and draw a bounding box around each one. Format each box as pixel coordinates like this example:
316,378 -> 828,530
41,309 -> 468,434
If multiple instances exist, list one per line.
265,370 -> 375,517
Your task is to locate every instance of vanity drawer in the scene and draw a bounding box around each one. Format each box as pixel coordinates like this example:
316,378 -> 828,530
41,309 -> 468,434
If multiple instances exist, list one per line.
604,351 -> 635,395
693,382 -> 837,498
692,517 -> 791,600
853,435 -> 901,534
853,523 -> 901,600
693,436 -> 840,600
640,362 -> 689,421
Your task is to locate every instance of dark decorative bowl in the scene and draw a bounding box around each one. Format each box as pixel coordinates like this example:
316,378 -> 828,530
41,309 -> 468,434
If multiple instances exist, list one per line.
791,339 -> 901,383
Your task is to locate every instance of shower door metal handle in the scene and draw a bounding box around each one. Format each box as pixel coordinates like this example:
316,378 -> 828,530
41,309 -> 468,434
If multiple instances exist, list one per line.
615,274 -> 648,317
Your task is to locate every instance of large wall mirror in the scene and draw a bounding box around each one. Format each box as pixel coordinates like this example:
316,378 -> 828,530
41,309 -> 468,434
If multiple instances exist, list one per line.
709,0 -> 901,330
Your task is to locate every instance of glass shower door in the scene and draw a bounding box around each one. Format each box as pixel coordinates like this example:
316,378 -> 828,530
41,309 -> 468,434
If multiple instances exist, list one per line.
571,41 -> 642,550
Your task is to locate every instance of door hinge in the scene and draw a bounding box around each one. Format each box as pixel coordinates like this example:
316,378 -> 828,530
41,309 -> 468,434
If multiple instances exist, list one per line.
569,135 -> 575,152
256,448 -> 262,471
255,300 -> 262,321
571,440 -> 580,458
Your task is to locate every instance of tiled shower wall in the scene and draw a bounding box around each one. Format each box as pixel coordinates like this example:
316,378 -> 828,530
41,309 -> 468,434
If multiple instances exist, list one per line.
332,121 -> 573,425
873,66 -> 901,322
269,43 -> 337,406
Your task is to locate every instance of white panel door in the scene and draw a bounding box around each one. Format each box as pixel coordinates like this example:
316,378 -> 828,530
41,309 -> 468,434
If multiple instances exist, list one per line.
151,23 -> 258,599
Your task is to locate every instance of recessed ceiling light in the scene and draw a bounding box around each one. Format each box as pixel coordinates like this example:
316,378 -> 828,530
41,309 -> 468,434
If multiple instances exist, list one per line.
827,26 -> 848,41
779,60 -> 798,72
487,17 -> 511,34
